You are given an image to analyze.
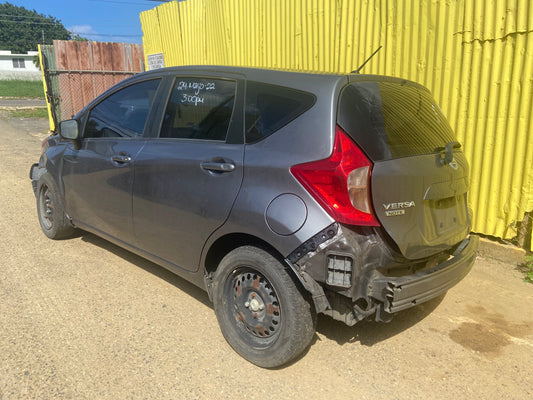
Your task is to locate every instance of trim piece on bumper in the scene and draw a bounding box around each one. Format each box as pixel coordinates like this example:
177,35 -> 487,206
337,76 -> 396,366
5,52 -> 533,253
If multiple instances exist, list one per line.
29,163 -> 39,180
370,235 -> 478,313
30,164 -> 45,196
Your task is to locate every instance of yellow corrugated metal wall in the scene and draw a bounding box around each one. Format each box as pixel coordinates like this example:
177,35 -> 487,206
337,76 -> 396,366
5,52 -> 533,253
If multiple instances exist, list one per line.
141,0 -> 533,249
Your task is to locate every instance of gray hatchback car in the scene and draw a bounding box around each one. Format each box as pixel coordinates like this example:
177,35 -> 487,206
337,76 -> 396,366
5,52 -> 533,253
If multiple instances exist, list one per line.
31,66 -> 478,367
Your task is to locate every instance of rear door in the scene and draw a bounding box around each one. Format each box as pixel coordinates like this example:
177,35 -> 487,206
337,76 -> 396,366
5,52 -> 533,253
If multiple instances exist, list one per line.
61,78 -> 162,244
338,78 -> 471,260
132,75 -> 244,272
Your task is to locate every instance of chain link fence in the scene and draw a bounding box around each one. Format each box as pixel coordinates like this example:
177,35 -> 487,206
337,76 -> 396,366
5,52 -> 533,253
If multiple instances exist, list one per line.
40,41 -> 145,131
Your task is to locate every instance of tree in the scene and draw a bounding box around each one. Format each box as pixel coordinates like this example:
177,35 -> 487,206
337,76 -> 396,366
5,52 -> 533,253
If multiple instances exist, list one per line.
72,34 -> 88,42
0,2 -> 70,53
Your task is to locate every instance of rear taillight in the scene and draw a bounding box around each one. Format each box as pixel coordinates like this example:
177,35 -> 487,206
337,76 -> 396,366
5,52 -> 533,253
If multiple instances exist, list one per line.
290,126 -> 379,226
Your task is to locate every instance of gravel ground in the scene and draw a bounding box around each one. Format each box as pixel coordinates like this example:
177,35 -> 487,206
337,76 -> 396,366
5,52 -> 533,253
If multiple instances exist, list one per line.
0,111 -> 532,400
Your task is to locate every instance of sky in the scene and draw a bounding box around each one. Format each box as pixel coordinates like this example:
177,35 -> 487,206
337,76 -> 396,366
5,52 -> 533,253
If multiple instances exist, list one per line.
8,0 -> 173,44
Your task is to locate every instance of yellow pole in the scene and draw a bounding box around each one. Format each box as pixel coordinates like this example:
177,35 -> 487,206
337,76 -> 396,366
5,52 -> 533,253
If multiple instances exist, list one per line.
38,44 -> 55,132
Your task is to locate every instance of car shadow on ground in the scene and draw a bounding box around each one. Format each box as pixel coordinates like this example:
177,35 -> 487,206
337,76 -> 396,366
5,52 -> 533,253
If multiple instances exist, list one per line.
80,231 -> 444,353
80,232 -> 212,309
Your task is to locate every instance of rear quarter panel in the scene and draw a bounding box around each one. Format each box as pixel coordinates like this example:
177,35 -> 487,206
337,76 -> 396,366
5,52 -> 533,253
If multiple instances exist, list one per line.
201,74 -> 348,262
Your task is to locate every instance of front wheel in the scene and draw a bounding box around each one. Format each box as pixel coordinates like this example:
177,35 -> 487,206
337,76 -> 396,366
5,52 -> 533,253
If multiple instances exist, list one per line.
213,246 -> 316,368
36,173 -> 75,240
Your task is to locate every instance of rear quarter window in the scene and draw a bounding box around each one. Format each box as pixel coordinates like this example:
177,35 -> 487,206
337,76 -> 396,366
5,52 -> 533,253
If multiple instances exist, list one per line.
337,81 -> 457,161
245,81 -> 316,143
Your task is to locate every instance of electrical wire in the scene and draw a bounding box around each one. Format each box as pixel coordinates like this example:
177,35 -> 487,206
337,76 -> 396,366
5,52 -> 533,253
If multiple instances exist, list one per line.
0,14 -> 137,26
0,19 -> 62,25
0,13 -> 57,20
0,2 -> 157,41
88,0 -> 170,5
0,20 -> 142,38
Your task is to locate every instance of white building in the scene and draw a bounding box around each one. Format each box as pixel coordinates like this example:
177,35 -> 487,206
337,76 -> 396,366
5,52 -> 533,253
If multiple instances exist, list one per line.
0,50 -> 42,80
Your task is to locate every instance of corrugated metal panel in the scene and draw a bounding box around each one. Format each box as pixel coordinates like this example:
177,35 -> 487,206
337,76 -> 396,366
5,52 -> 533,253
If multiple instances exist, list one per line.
142,0 -> 533,248
454,0 -> 533,244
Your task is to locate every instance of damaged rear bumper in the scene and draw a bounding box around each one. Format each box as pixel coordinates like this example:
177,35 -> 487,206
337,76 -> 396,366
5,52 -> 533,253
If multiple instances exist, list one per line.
290,224 -> 478,326
370,235 -> 478,314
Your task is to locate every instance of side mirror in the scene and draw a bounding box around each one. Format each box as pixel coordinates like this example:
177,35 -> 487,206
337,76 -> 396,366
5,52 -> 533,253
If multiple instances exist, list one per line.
59,119 -> 80,140
59,119 -> 82,150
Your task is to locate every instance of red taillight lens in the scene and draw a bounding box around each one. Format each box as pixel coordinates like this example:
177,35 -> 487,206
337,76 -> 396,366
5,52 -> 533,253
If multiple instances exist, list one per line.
290,126 -> 379,226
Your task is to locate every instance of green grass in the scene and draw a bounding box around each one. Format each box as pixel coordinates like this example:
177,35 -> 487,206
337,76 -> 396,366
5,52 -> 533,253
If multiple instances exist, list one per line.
8,108 -> 48,119
518,255 -> 533,284
0,80 -> 45,98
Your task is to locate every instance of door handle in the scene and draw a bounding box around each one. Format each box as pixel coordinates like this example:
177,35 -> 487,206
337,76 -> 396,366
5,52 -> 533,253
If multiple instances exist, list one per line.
201,161 -> 235,172
111,154 -> 132,164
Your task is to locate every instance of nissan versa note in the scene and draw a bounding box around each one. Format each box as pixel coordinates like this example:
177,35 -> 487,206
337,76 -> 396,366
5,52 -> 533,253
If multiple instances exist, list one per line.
30,66 -> 478,368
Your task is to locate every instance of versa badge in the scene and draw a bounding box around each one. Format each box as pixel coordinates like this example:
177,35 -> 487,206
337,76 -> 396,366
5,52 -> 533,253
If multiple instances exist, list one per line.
383,201 -> 415,216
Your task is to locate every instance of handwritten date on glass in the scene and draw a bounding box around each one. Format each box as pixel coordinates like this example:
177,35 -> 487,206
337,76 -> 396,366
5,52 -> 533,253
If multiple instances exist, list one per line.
177,80 -> 216,95
177,81 -> 216,106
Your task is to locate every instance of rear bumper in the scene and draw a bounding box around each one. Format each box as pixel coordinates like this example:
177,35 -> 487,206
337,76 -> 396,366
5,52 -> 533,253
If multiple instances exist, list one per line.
370,235 -> 478,313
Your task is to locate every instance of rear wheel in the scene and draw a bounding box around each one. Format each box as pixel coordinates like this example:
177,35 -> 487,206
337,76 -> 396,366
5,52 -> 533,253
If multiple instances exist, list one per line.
213,246 -> 316,368
37,173 -> 75,239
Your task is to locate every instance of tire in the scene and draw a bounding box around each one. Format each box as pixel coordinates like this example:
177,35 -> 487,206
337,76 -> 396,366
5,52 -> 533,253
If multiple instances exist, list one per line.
36,173 -> 75,240
213,246 -> 316,368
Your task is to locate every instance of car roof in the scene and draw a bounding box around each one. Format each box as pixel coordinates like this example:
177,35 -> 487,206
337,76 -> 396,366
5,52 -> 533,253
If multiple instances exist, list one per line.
134,65 -> 427,92
133,65 -> 348,89
142,64 -> 344,79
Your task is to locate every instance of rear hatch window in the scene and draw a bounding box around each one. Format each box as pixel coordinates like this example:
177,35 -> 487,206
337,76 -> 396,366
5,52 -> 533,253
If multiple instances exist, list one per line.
338,79 -> 470,260
337,80 -> 457,161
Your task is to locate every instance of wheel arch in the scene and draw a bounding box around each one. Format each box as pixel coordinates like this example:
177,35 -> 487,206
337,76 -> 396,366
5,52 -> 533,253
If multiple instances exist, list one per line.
204,233 -> 285,275
202,232 -> 310,301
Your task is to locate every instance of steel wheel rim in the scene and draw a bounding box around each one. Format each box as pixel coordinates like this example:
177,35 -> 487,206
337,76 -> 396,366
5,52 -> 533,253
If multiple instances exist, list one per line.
39,185 -> 54,230
224,267 -> 282,348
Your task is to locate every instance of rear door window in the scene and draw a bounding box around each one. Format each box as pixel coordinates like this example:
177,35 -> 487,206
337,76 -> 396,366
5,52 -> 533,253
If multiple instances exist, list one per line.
84,79 -> 161,139
160,78 -> 236,141
337,81 -> 457,161
245,81 -> 316,143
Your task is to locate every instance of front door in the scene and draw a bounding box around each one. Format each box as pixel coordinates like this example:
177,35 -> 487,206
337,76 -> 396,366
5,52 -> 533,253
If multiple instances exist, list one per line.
62,79 -> 162,244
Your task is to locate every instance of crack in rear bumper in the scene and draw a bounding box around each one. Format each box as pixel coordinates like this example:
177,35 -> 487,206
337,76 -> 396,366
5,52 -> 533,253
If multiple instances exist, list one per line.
370,235 -> 478,313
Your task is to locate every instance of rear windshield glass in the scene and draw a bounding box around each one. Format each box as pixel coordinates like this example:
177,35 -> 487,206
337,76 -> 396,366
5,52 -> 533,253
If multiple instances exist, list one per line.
245,81 -> 316,143
337,81 -> 457,161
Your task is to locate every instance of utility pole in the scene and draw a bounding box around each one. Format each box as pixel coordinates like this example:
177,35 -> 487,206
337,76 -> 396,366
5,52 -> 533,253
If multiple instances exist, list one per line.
42,29 -> 45,45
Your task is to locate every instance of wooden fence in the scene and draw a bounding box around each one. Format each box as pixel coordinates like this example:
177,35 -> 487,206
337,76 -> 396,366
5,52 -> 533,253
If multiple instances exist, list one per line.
39,40 -> 145,131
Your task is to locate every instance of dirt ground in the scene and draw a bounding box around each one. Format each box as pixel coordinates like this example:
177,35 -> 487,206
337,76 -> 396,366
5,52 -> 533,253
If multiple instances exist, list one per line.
0,110 -> 532,400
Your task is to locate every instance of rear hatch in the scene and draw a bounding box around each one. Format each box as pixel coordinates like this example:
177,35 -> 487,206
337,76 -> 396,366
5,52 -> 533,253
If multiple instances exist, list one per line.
337,77 -> 471,260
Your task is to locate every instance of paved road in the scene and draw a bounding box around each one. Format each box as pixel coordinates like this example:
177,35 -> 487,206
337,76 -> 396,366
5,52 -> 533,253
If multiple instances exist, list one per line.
0,111 -> 532,399
0,99 -> 46,108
